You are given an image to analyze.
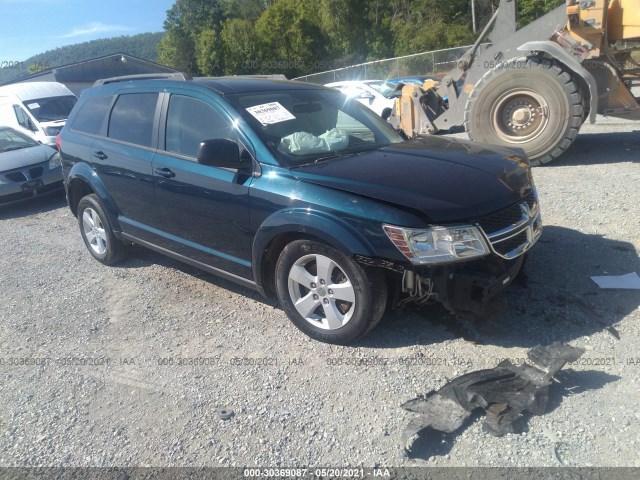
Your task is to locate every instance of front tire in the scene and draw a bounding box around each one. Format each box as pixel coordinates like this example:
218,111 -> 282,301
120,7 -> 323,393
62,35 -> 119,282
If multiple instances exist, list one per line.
275,240 -> 386,344
465,57 -> 584,166
77,194 -> 129,265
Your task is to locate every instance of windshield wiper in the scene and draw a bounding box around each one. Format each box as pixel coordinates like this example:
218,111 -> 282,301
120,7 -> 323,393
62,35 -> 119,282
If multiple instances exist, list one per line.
313,153 -> 343,164
314,146 -> 387,164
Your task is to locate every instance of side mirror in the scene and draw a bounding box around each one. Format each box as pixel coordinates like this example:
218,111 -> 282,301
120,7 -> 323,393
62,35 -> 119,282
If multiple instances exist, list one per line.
197,138 -> 240,168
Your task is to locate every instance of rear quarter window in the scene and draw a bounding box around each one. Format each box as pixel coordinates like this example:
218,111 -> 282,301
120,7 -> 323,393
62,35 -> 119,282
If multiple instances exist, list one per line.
69,96 -> 112,135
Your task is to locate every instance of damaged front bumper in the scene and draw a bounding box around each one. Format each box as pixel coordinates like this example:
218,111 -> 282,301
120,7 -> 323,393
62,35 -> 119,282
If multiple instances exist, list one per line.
359,190 -> 541,314
357,253 -> 526,314
428,253 -> 527,314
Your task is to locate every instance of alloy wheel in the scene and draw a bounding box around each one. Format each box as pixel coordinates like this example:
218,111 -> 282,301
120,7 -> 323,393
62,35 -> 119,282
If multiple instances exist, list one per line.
287,253 -> 356,330
82,207 -> 108,256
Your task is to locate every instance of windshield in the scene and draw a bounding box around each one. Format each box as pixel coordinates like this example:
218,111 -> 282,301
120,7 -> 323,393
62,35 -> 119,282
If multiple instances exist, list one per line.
226,88 -> 403,167
0,127 -> 39,153
367,81 -> 397,98
23,95 -> 77,122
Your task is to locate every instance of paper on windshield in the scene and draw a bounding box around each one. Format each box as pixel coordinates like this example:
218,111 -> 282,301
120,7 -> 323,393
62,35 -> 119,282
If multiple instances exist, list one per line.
27,103 -> 40,109
246,102 -> 295,125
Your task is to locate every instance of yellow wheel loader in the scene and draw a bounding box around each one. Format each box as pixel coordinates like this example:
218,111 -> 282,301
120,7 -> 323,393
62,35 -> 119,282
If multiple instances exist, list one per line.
388,0 -> 640,166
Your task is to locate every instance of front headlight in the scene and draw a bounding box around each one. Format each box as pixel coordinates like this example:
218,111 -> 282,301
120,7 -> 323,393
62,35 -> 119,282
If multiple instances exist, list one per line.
48,152 -> 61,169
383,224 -> 490,264
44,126 -> 63,137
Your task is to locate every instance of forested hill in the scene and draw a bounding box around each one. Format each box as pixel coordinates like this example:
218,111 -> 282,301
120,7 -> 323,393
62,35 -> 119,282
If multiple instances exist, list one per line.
156,0 -> 565,79
0,32 -> 163,84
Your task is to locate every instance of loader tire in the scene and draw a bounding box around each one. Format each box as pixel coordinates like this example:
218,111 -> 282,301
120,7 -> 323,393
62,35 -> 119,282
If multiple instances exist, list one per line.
464,57 -> 584,166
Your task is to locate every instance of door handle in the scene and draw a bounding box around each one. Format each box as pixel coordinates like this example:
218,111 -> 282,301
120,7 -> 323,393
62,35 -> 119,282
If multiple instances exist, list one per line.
154,167 -> 176,178
93,151 -> 107,160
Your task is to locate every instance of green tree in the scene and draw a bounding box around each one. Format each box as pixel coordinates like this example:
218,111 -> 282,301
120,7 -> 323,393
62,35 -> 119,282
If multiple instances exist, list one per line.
157,30 -> 196,72
196,28 -> 224,75
393,19 -> 475,57
362,0 -> 395,60
254,0 -> 332,77
390,0 -> 475,56
158,0 -> 224,75
319,0 -> 368,65
221,18 -> 260,75
155,0 -> 500,79
27,63 -> 48,74
220,0 -> 271,20
517,0 -> 564,28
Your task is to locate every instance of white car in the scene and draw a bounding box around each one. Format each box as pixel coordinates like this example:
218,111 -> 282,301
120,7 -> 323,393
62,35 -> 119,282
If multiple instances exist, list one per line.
0,82 -> 77,146
325,80 -> 396,118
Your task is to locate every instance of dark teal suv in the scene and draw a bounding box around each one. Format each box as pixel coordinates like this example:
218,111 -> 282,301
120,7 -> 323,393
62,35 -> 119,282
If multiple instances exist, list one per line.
58,73 -> 541,344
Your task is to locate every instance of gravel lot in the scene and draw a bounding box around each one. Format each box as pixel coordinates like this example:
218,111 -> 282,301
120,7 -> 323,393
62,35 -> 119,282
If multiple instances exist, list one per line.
1,119 -> 639,470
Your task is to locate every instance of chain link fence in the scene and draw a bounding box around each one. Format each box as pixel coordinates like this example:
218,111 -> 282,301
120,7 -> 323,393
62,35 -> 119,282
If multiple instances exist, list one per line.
294,46 -> 471,84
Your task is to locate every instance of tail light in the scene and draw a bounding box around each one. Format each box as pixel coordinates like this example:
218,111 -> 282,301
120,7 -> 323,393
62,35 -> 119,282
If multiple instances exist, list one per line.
55,134 -> 62,153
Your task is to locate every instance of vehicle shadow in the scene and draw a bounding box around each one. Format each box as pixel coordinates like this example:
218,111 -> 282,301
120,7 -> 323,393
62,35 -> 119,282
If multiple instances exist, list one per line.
0,189 -> 66,220
549,130 -> 640,167
115,245 -> 277,307
358,225 -> 639,349
111,225 -> 637,350
404,369 -> 620,460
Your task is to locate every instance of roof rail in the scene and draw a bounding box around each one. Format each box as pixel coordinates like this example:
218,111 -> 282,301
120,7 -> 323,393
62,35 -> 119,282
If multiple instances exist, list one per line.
93,72 -> 192,86
230,74 -> 289,80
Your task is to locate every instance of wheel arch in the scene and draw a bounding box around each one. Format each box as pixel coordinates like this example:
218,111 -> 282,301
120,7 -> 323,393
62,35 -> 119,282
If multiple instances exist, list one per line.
67,163 -> 121,229
252,209 -> 377,298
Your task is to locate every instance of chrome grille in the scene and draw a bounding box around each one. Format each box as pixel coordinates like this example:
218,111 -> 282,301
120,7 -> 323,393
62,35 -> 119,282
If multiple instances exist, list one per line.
477,202 -> 527,235
491,230 -> 529,258
477,193 -> 542,260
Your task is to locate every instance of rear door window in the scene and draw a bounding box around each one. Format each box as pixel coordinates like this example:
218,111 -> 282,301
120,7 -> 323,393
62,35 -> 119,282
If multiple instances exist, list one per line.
108,93 -> 159,148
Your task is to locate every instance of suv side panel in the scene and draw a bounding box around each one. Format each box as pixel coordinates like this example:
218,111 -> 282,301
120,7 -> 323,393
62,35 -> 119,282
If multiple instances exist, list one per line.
148,90 -> 253,278
63,95 -> 115,217
91,92 -> 161,239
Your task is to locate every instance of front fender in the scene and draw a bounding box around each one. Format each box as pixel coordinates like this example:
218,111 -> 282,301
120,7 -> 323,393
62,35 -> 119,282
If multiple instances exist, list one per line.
67,162 -> 121,230
252,208 -> 378,291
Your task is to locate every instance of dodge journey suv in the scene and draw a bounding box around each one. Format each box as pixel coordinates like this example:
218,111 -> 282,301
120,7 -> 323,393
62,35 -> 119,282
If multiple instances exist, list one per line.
59,73 -> 541,344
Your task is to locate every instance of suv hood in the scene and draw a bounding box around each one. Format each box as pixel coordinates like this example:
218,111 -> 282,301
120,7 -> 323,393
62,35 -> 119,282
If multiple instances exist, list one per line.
291,136 -> 534,223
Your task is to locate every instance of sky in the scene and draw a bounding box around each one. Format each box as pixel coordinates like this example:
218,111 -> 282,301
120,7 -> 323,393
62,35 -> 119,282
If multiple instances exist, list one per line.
0,0 -> 176,61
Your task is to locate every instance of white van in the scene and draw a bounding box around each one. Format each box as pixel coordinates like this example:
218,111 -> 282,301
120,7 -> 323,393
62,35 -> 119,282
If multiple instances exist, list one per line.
0,82 -> 77,146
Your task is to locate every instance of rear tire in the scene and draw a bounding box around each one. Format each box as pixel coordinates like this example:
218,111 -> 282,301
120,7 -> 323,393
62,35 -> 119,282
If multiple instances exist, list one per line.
275,240 -> 386,344
465,57 -> 584,166
77,194 -> 130,265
